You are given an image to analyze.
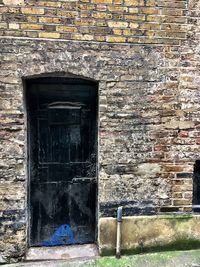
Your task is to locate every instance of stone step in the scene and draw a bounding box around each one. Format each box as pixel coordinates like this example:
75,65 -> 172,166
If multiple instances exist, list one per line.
25,244 -> 98,262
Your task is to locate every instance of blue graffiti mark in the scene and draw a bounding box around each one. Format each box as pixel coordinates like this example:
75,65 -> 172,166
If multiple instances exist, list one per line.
42,224 -> 78,246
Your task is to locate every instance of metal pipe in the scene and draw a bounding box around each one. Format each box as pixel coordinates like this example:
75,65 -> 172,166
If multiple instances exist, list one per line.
116,206 -> 123,258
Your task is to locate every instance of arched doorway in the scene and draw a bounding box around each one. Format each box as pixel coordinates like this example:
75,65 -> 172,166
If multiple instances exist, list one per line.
25,77 -> 98,246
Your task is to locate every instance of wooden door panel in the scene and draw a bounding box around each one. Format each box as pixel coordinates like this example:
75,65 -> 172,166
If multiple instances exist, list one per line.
68,182 -> 96,244
49,125 -> 70,163
70,125 -> 82,162
30,182 -> 70,245
38,119 -> 48,163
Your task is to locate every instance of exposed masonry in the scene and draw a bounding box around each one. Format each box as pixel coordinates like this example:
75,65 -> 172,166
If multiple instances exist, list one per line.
0,37 -> 196,262
0,0 -> 200,263
0,0 -> 188,45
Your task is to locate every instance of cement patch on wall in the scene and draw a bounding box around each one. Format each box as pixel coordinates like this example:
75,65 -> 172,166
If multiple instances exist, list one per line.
98,215 -> 200,255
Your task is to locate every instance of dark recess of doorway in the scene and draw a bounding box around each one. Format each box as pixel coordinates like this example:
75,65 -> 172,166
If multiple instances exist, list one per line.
193,160 -> 200,212
25,77 -> 98,247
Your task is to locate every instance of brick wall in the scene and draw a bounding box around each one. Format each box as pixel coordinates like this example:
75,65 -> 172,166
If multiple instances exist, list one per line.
0,0 -> 187,44
1,0 -> 200,263
177,0 -> 200,211
0,38 -> 179,262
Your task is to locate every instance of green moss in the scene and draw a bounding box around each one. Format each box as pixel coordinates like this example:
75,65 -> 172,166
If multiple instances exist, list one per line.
100,246 -> 145,257
100,248 -> 116,256
145,239 -> 200,253
157,214 -> 193,220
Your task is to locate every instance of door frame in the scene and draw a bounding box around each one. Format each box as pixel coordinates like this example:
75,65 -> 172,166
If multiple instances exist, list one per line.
24,76 -> 99,247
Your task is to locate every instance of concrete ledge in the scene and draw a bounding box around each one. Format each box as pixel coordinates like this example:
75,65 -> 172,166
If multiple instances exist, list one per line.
98,215 -> 200,255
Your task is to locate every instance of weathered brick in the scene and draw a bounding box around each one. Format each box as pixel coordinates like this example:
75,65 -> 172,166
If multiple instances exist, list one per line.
124,14 -> 145,21
173,199 -> 191,206
9,23 -> 19,29
38,17 -> 60,24
129,23 -> 139,29
37,1 -> 61,8
108,6 -> 128,12
124,0 -> 144,6
91,0 -> 112,4
21,7 -> 44,15
57,10 -> 78,17
20,23 -> 43,30
108,21 -> 128,28
56,25 -> 77,32
0,22 -> 7,29
3,0 -> 24,5
140,7 -> 159,14
106,36 -> 126,42
38,32 -> 60,38
92,12 -> 112,19
72,33 -> 94,40
27,16 -> 38,23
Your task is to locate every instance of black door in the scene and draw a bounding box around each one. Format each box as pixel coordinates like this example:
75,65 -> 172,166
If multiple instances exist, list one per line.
26,78 -> 98,247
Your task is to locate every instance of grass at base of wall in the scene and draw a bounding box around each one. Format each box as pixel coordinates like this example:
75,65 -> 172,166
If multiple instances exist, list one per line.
85,249 -> 200,267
